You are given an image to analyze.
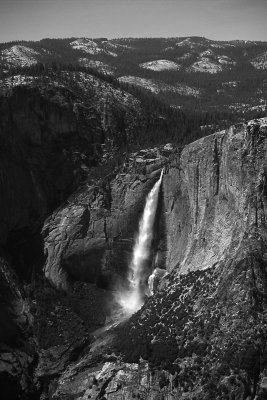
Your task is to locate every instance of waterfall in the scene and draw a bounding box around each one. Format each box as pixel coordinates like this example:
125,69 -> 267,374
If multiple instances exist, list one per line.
117,169 -> 163,316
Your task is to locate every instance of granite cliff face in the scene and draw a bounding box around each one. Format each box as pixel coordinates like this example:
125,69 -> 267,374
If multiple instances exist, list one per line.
160,119 -> 267,275
47,118 -> 267,400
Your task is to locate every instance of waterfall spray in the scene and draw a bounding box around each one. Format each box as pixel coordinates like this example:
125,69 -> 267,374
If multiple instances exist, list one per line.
117,169 -> 164,315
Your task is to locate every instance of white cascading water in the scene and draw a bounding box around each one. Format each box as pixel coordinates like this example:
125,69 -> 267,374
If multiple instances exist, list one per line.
117,169 -> 164,316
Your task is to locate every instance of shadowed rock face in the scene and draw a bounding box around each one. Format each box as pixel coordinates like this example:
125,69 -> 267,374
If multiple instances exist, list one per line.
0,85 -> 105,398
0,258 -> 36,399
0,85 -> 103,277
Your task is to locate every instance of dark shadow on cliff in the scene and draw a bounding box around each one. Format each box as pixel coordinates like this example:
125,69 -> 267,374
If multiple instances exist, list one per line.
3,227 -> 44,281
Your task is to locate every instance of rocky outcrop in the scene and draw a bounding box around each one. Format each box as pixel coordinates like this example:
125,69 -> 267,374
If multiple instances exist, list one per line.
53,359 -> 182,400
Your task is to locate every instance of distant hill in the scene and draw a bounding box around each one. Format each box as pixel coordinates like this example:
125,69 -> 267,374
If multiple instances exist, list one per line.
0,36 -> 267,114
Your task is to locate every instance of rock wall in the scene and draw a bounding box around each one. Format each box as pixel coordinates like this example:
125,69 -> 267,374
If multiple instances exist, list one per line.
160,119 -> 267,275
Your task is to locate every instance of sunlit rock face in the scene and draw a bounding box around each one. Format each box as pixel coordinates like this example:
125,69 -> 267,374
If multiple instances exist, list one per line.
159,119 -> 267,276
148,267 -> 168,295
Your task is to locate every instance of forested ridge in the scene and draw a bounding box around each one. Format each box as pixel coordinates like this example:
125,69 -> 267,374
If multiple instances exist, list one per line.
1,62 -> 265,151
1,36 -> 267,117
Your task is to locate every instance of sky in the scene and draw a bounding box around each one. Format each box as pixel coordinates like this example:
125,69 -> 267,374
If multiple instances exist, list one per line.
0,0 -> 266,43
